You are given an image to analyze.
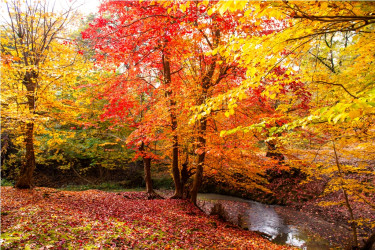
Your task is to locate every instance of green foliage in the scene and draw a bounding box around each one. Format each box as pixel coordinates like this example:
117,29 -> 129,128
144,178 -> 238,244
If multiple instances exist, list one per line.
37,125 -> 134,172
152,176 -> 174,190
1,178 -> 14,186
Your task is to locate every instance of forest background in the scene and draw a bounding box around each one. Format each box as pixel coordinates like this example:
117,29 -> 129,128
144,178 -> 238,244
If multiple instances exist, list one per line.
1,0 -> 374,248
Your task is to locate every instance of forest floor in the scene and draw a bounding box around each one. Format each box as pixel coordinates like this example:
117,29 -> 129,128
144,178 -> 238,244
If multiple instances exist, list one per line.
0,186 -> 292,249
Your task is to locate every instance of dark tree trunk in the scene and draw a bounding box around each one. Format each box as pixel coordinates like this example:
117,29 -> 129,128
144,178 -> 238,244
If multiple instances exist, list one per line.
190,158 -> 203,205
139,142 -> 154,194
163,52 -> 182,198
180,153 -> 193,198
139,142 -> 162,199
143,157 -> 163,199
171,133 -> 183,198
16,72 -> 37,189
181,162 -> 188,197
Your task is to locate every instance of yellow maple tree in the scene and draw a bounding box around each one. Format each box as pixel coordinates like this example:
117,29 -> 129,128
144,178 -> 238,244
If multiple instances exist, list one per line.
1,0 -> 91,188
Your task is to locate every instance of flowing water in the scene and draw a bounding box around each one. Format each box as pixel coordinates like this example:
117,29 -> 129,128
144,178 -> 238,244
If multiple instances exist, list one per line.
197,193 -> 333,249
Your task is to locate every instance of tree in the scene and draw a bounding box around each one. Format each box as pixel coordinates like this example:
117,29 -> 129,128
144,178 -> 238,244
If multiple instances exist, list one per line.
203,1 -> 375,247
1,0 -> 87,188
82,0 -> 187,197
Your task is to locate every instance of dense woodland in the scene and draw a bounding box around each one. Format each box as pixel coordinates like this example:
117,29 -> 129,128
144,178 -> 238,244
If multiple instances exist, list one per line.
1,0 -> 374,249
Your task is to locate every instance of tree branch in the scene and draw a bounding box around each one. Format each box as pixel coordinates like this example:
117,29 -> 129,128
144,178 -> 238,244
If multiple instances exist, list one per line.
314,80 -> 358,99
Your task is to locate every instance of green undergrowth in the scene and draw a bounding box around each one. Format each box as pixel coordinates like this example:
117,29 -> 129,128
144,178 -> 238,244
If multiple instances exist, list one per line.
58,182 -> 144,192
1,178 -> 14,187
58,175 -> 173,192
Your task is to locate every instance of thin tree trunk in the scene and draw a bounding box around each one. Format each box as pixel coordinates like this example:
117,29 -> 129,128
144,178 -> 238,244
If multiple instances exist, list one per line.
143,157 -> 154,194
139,142 -> 162,199
139,142 -> 154,194
333,141 -> 358,248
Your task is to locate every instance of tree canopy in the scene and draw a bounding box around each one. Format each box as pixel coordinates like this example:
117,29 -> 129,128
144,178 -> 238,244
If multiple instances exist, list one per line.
1,1 -> 374,248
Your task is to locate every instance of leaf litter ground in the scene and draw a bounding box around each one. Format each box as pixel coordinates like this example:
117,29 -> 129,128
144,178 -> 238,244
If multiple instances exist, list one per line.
1,187 -> 292,249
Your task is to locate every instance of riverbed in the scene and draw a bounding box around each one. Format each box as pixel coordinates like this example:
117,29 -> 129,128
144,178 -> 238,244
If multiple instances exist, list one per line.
197,193 -> 350,249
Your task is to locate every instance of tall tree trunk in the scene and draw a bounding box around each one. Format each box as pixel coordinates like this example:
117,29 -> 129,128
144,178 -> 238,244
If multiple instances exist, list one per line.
189,28 -> 219,204
163,51 -> 182,198
16,72 -> 37,189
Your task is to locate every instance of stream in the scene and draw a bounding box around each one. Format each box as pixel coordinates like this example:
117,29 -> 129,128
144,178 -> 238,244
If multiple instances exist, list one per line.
197,193 -> 342,249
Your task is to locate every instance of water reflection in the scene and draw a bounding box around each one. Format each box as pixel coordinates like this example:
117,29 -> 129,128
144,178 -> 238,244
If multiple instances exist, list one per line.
246,202 -> 305,247
197,193 -> 331,249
